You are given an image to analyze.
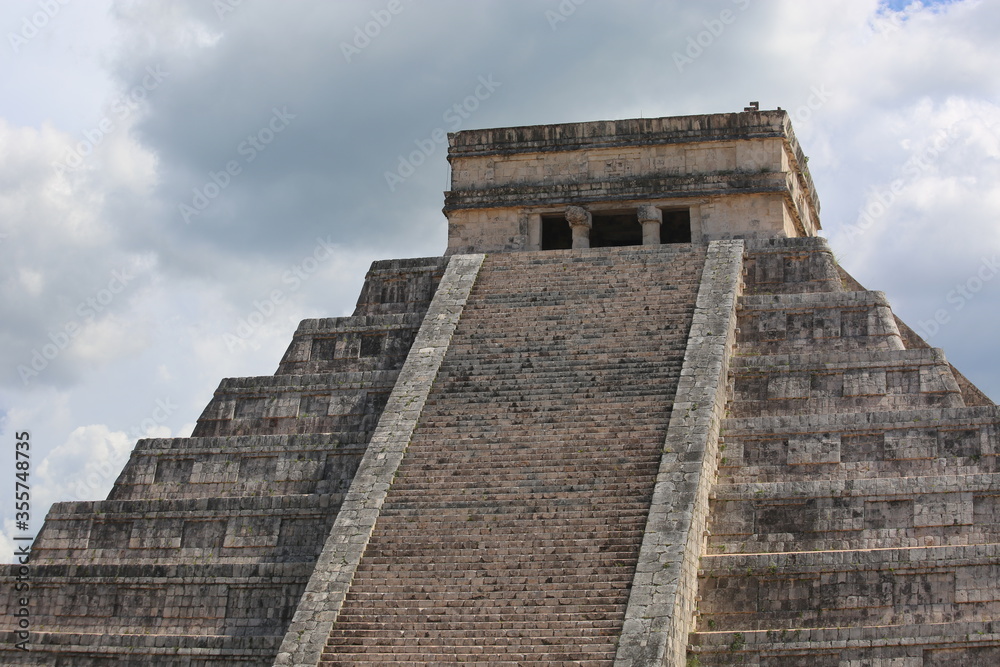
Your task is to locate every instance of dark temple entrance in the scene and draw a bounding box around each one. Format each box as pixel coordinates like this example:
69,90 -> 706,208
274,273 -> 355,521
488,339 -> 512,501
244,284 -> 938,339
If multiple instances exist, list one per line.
541,208 -> 691,249
660,209 -> 692,244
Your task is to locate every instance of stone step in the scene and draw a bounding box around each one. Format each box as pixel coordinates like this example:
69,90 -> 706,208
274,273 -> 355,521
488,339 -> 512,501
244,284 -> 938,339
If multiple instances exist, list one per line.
335,607 -> 626,621
389,474 -> 659,490
402,416 -> 666,431
717,406 -> 1000,483
465,273 -> 703,288
324,634 -> 619,650
378,474 -> 656,496
730,348 -> 965,418
342,585 -> 630,602
110,433 -> 366,500
415,405 -> 675,419
398,458 -> 660,471
320,652 -> 614,667
276,312 -> 424,375
382,489 -> 658,505
370,517 -> 649,530
319,660 -> 612,667
193,370 -> 399,437
324,635 -> 618,648
325,635 -> 618,648
688,620 -> 1000,666
397,461 -> 659,476
379,498 -> 655,513
401,433 -> 664,447
461,286 -> 702,302
434,357 -> 687,371
708,472 -> 1000,553
370,516 -> 651,531
30,494 -> 343,565
416,385 -> 682,402
359,541 -> 643,557
344,572 -> 634,585
369,521 -> 649,536
696,543 -> 1000,633
742,237 -> 842,295
477,243 -> 700,262
441,340 -> 692,355
412,424 -> 664,436
737,290 -> 905,354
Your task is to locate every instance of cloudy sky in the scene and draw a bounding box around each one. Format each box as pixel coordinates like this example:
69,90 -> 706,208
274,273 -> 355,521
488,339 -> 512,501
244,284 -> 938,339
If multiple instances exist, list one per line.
1,0 -> 997,560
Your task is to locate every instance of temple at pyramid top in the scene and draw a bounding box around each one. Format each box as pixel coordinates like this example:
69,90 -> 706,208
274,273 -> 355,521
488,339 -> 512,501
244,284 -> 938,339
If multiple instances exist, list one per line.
444,108 -> 821,254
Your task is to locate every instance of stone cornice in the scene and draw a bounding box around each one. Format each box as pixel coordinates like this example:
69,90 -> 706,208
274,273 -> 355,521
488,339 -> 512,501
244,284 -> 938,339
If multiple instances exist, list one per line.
443,171 -> 788,212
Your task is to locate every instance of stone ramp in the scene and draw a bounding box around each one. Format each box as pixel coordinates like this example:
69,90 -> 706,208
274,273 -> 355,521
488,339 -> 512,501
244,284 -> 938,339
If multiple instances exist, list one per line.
316,245 -> 706,664
689,237 -> 1000,666
0,258 -> 448,666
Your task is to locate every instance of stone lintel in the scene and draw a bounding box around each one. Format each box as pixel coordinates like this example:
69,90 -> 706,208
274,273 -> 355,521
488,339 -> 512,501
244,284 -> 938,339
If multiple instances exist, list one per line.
442,172 -> 790,212
447,111 -> 795,157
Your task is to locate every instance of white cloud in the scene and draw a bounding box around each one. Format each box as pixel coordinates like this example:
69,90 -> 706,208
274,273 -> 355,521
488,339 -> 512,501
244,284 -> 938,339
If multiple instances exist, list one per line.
35,424 -> 133,508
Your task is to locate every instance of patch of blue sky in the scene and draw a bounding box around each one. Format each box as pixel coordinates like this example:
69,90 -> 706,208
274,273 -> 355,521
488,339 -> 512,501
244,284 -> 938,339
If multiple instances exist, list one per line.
879,0 -> 961,12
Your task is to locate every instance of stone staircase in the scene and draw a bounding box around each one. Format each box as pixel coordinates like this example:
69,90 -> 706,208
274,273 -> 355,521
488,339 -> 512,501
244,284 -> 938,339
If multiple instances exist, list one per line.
688,237 -> 1000,666
317,245 -> 707,665
0,258 -> 447,666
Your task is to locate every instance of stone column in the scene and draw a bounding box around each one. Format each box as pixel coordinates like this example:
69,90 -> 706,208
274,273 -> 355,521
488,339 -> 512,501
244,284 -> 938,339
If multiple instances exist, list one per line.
565,206 -> 592,249
638,205 -> 662,246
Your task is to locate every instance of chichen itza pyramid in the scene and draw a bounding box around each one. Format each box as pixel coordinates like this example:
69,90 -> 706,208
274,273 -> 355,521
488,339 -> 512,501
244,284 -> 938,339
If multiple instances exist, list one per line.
4,109 -> 998,666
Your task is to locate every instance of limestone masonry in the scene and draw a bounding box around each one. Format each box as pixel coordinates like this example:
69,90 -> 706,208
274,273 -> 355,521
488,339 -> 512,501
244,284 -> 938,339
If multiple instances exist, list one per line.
4,109 -> 997,666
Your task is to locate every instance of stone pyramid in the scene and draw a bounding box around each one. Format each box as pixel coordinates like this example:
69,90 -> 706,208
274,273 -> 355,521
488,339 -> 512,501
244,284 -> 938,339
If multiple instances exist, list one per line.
3,110 -> 997,666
